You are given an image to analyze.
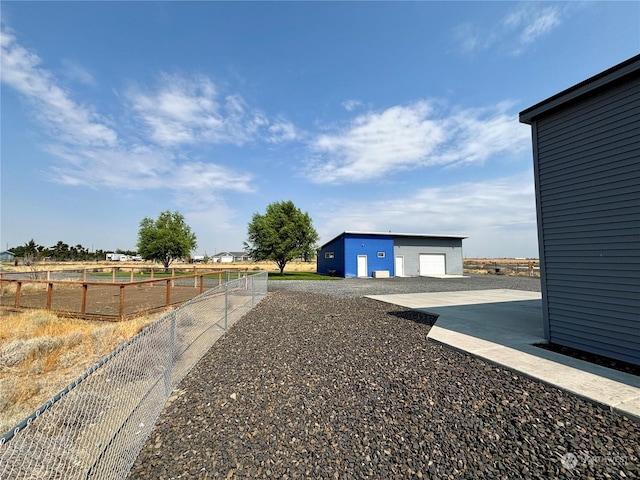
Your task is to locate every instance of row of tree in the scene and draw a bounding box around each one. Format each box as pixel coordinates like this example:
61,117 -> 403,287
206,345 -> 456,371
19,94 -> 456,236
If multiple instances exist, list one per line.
7,239 -> 136,262
9,201 -> 319,274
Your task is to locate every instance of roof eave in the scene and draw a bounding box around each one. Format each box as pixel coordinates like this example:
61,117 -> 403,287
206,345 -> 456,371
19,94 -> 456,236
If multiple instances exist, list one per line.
519,53 -> 640,125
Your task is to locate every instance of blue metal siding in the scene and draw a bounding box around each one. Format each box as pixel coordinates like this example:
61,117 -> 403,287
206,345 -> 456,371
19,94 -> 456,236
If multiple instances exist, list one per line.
531,71 -> 640,365
344,235 -> 394,277
317,236 -> 345,276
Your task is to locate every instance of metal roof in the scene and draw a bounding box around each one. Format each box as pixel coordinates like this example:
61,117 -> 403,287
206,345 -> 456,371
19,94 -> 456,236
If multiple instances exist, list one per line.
520,54 -> 640,124
319,231 -> 467,250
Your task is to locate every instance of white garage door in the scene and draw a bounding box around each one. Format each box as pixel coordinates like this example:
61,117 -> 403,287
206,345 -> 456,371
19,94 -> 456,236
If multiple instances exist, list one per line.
419,254 -> 446,276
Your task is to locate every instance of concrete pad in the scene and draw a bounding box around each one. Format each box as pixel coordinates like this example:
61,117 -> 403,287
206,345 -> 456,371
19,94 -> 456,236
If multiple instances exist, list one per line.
367,289 -> 640,422
370,289 -> 541,309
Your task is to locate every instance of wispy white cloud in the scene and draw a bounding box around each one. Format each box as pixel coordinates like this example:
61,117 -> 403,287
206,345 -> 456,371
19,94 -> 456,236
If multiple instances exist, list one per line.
47,144 -> 254,196
505,5 -> 562,45
0,26 -> 275,208
454,3 -> 564,56
60,59 -> 97,86
504,5 -> 562,55
1,28 -> 117,147
453,23 -> 497,54
127,74 -> 300,147
266,119 -> 301,144
306,100 -> 529,184
342,99 -> 363,112
317,172 -> 538,257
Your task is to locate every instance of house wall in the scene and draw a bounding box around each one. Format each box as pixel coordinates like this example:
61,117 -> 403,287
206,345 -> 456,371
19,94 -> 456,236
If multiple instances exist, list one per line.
344,235 -> 394,277
317,236 -> 346,276
0,252 -> 15,262
393,237 -> 464,276
529,67 -> 640,365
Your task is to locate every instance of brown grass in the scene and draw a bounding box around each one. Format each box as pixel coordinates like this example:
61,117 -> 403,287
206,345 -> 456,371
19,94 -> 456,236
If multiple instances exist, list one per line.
463,258 -> 539,277
0,309 -> 164,434
1,259 -> 318,273
464,258 -> 538,264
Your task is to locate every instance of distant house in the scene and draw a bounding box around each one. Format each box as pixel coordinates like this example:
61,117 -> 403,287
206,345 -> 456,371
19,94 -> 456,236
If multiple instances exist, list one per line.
0,250 -> 16,262
520,54 -> 640,366
317,232 -> 466,278
106,253 -> 128,262
212,251 -> 250,263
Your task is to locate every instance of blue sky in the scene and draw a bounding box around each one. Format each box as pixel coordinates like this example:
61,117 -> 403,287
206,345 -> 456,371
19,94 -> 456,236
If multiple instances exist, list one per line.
1,2 -> 638,258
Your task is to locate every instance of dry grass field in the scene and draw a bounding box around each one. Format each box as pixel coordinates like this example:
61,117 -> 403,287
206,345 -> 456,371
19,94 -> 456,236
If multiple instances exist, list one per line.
463,258 -> 539,276
1,259 -> 317,273
0,309 -> 163,435
2,259 -> 533,276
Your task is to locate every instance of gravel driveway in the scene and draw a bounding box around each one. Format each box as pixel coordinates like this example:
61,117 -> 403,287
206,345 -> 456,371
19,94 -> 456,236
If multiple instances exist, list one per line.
267,274 -> 542,297
129,275 -> 639,479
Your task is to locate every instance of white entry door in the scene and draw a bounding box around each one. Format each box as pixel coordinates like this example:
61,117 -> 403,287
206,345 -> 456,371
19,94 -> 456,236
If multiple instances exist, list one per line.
357,255 -> 368,277
419,254 -> 446,276
395,256 -> 404,277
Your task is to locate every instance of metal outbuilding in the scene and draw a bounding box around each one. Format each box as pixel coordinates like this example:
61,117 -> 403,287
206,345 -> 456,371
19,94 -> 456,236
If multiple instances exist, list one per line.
520,54 -> 640,366
0,251 -> 16,262
317,231 -> 466,278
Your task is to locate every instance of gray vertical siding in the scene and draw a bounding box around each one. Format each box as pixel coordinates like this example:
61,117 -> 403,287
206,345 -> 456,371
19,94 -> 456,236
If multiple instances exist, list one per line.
533,73 -> 640,365
393,237 -> 464,276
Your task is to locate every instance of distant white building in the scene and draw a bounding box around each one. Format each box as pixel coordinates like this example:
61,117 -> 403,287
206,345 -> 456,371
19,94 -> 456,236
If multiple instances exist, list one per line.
106,253 -> 136,262
212,251 -> 250,263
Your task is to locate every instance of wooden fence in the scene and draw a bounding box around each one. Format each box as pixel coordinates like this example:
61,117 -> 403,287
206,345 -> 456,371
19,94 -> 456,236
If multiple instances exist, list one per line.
0,269 -> 250,320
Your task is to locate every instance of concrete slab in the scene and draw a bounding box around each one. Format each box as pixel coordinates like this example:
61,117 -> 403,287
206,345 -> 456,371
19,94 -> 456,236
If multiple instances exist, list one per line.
367,289 -> 640,422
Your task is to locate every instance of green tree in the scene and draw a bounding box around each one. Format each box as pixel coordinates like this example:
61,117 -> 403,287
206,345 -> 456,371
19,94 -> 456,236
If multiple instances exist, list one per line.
244,200 -> 319,275
51,241 -> 70,260
137,211 -> 197,270
8,240 -> 35,258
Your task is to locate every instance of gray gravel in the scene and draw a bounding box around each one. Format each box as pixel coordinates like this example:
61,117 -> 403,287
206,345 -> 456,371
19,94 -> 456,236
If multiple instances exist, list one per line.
267,274 -> 542,297
129,276 -> 639,479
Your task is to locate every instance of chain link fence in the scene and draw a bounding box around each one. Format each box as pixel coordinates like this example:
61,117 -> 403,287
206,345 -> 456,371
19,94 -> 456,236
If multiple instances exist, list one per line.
0,271 -> 268,479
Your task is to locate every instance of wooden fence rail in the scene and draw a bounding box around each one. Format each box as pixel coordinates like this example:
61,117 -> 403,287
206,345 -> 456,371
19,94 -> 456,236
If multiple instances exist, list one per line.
0,266 -> 250,282
0,270 -> 250,320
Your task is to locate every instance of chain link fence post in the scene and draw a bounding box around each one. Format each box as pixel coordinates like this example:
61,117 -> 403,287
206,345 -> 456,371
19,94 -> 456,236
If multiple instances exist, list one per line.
251,275 -> 255,307
224,281 -> 229,330
165,311 -> 176,396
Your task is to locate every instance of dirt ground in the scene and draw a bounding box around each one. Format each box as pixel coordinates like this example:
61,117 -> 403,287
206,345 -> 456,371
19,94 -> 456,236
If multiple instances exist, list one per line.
1,284 -> 204,320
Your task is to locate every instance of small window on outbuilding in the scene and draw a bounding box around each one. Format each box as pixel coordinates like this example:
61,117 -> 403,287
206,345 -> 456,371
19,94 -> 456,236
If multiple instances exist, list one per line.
377,252 -> 385,258
325,251 -> 335,259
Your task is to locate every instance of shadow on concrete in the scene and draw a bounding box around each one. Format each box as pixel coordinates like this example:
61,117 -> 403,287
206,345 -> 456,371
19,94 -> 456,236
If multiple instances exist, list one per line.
370,290 -> 640,421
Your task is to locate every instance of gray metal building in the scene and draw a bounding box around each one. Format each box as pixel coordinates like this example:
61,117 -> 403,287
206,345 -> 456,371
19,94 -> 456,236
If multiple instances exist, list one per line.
520,54 -> 640,366
316,232 -> 466,277
393,235 -> 465,277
